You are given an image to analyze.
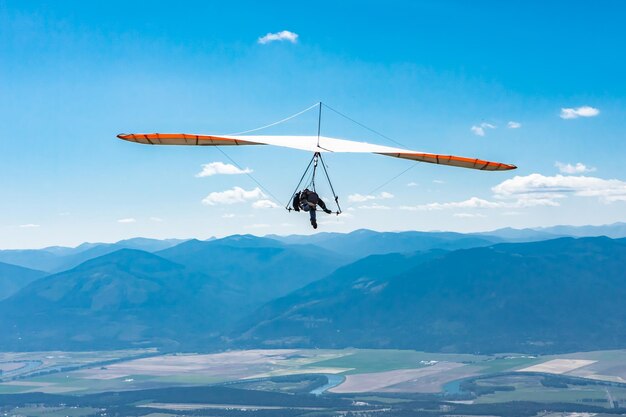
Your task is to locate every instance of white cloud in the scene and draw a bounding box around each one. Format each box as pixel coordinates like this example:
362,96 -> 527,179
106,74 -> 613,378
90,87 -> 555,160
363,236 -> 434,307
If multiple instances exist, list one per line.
400,197 -> 505,211
560,106 -> 600,119
117,218 -> 136,223
470,122 -> 496,136
555,161 -> 596,174
19,223 -> 40,228
258,30 -> 299,44
348,194 -> 374,202
507,121 -> 522,129
399,194 -> 557,212
492,173 -> 626,203
222,213 -> 236,218
433,179 -> 445,184
196,162 -> 252,178
395,172 -> 626,214
407,182 -> 418,187
348,192 -> 394,202
252,199 -> 279,209
470,126 -> 485,136
202,187 -> 265,206
453,213 -> 486,218
150,217 -> 164,222
358,203 -> 391,210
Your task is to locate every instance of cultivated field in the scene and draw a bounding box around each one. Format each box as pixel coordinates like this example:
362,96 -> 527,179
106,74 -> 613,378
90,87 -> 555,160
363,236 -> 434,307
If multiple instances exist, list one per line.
2,348 -> 626,403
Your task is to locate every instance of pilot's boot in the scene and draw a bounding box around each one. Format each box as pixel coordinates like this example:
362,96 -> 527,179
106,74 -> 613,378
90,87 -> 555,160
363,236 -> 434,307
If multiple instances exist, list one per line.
311,219 -> 318,229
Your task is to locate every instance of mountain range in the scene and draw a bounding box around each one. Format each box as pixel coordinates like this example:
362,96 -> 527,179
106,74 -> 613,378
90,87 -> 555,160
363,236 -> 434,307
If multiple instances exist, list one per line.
237,237 -> 626,353
0,261 -> 46,300
1,226 -> 625,353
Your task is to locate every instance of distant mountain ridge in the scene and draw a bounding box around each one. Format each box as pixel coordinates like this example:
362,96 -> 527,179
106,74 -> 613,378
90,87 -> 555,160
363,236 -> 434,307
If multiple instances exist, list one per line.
0,238 -> 188,272
236,237 -> 626,354
0,262 -> 46,300
268,229 -> 500,260
1,229 -> 626,353
476,222 -> 626,240
0,249 -> 234,350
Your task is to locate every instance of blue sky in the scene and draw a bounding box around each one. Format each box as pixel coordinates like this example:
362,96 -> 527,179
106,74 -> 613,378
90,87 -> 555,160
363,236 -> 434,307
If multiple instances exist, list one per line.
2,0 -> 626,248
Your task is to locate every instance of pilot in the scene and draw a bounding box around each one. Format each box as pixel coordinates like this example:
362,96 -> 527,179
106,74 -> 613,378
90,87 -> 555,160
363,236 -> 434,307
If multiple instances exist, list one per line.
292,188 -> 332,229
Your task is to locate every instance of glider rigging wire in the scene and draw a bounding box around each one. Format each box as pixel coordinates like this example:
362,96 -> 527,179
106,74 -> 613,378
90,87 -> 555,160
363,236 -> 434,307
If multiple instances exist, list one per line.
213,146 -> 284,207
322,103 -> 409,149
285,151 -> 342,214
226,102 -> 319,136
118,102 -> 516,219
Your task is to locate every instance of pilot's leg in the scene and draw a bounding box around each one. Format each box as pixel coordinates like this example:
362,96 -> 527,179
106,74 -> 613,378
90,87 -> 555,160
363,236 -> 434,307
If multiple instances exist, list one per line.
310,208 -> 317,229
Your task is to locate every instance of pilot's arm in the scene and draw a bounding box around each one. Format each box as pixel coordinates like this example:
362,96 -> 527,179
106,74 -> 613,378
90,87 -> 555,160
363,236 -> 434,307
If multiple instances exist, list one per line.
292,192 -> 301,212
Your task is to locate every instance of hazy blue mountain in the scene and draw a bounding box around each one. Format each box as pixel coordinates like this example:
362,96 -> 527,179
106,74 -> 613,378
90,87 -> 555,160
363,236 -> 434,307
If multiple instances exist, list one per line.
472,227 -> 565,242
534,222 -> 626,238
477,222 -> 626,241
238,237 -> 626,354
0,238 -> 187,272
268,229 -> 500,260
0,249 -> 61,272
0,261 -> 46,300
49,238 -> 188,272
0,249 -> 236,351
156,235 -> 348,307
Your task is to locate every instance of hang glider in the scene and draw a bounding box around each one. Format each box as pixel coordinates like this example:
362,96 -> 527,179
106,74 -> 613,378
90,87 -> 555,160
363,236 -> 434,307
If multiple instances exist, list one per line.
116,133 -> 517,171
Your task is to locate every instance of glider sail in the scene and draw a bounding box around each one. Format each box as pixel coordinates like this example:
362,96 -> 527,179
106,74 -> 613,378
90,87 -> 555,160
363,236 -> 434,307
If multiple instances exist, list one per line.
117,133 -> 516,171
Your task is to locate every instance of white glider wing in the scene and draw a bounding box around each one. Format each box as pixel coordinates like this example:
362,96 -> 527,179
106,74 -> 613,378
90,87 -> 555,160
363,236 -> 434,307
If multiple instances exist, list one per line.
117,133 -> 516,171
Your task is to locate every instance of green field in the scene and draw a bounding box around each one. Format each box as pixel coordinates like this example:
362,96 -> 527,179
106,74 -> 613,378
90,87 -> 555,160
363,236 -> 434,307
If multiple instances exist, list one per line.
306,349 -> 483,375
2,348 -> 626,406
7,406 -> 101,417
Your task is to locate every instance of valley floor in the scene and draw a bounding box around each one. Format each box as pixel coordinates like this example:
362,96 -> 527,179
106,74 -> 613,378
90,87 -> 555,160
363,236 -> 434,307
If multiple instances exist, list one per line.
2,348 -> 626,416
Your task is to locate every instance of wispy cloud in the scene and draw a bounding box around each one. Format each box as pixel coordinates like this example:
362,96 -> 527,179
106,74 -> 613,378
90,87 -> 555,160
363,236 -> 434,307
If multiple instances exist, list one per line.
470,122 -> 496,136
402,171 -> 626,213
560,106 -> 600,119
202,187 -> 265,206
258,30 -> 299,44
222,213 -> 236,218
358,203 -> 391,210
492,173 -> 626,204
507,121 -> 522,129
149,217 -> 164,222
433,180 -> 445,184
555,162 -> 596,174
196,162 -> 252,177
252,199 -> 279,209
407,182 -> 418,187
400,197 -> 507,211
117,218 -> 136,223
348,192 -> 394,203
453,213 -> 486,218
19,223 -> 40,228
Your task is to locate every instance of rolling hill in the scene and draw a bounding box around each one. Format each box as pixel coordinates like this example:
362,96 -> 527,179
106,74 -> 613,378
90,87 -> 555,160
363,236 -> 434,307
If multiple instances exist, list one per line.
0,261 -> 46,300
0,238 -> 187,272
0,249 -> 236,351
269,229 -> 500,260
237,237 -> 626,353
156,235 -> 348,306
